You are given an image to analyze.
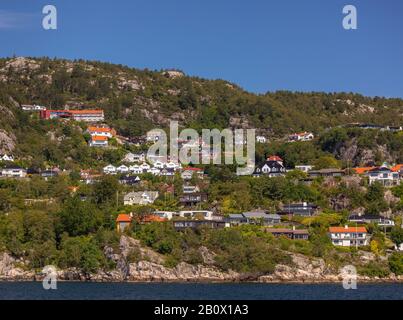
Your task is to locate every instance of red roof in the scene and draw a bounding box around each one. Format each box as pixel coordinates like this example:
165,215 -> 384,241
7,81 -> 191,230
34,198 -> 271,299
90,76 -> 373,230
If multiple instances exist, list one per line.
88,126 -> 112,133
183,167 -> 203,171
91,135 -> 108,141
391,164 -> 403,172
139,215 -> 167,223
116,214 -> 132,223
353,167 -> 375,175
329,226 -> 367,233
267,155 -> 283,162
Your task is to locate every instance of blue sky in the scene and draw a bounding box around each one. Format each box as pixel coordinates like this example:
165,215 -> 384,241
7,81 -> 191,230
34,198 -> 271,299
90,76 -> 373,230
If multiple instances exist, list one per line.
0,0 -> 402,98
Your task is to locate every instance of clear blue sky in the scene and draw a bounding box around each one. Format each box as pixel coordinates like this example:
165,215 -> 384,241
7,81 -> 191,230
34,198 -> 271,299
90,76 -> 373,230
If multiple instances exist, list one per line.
0,0 -> 403,98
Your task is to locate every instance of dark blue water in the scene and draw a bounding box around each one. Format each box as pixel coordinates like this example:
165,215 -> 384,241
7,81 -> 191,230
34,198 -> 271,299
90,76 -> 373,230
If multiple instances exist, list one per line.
0,282 -> 403,300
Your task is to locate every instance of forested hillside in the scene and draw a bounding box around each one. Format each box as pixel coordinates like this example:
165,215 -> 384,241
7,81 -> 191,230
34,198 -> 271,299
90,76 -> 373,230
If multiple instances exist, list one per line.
0,57 -> 402,168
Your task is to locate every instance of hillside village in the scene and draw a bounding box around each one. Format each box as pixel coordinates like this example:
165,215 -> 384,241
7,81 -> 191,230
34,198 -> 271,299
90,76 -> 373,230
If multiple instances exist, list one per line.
0,57 -> 403,280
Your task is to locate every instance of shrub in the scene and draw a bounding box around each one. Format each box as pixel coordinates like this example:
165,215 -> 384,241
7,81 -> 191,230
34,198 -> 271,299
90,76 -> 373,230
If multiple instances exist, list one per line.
388,252 -> 403,275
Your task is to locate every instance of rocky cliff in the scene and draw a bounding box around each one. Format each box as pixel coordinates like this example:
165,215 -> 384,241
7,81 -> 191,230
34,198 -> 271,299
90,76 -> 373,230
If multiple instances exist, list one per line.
1,236 -> 402,283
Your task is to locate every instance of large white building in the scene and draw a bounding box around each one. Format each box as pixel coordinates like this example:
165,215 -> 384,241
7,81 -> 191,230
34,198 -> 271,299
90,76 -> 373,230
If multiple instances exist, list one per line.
328,226 -> 370,247
367,164 -> 400,186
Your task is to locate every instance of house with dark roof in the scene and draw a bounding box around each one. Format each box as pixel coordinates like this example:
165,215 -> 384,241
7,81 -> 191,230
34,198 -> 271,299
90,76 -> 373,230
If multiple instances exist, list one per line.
119,175 -> 141,185
279,202 -> 318,216
173,219 -> 227,231
227,211 -> 281,226
348,214 -> 395,227
265,227 -> 309,240
179,192 -> 208,206
308,168 -> 345,178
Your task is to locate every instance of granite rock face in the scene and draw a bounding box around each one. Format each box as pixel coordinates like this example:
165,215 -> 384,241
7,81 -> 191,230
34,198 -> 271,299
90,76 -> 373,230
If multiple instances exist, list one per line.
1,238 -> 402,283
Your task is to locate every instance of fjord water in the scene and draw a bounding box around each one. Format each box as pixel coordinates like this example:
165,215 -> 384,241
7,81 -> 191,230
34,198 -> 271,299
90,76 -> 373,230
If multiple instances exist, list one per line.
0,282 -> 402,300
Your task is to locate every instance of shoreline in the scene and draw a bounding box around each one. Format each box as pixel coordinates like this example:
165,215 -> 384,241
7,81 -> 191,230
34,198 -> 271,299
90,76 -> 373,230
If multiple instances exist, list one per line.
1,277 -> 403,285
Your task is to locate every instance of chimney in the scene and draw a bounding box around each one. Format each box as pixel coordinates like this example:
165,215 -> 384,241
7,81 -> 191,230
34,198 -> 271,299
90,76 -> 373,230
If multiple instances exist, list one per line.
344,225 -> 348,229
292,226 -> 296,231
303,202 -> 307,207
129,212 -> 133,218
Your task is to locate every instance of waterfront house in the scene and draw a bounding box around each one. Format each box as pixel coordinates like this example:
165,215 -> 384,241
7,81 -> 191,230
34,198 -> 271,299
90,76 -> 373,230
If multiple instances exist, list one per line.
116,213 -> 132,232
123,191 -> 159,205
328,226 -> 370,247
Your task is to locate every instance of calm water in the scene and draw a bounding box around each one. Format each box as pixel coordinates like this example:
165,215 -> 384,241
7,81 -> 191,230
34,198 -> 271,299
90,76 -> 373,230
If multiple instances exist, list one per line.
0,282 -> 402,300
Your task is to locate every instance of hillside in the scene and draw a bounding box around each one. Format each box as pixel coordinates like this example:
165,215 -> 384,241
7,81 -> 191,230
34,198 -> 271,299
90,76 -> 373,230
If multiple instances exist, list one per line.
0,57 -> 402,168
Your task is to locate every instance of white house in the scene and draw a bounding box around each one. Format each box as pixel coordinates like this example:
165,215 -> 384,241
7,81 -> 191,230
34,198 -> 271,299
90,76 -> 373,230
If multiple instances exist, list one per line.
129,165 -> 142,174
123,152 -> 146,163
256,136 -> 267,143
0,154 -> 14,162
295,165 -> 313,173
117,165 -> 129,173
140,163 -> 151,171
178,210 -> 214,220
153,161 -> 165,169
288,132 -> 314,142
1,165 -> 27,178
103,165 -> 117,175
89,136 -> 108,147
328,226 -> 370,247
148,168 -> 161,176
153,211 -> 177,220
166,161 -> 180,170
367,164 -> 400,186
86,127 -> 114,138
